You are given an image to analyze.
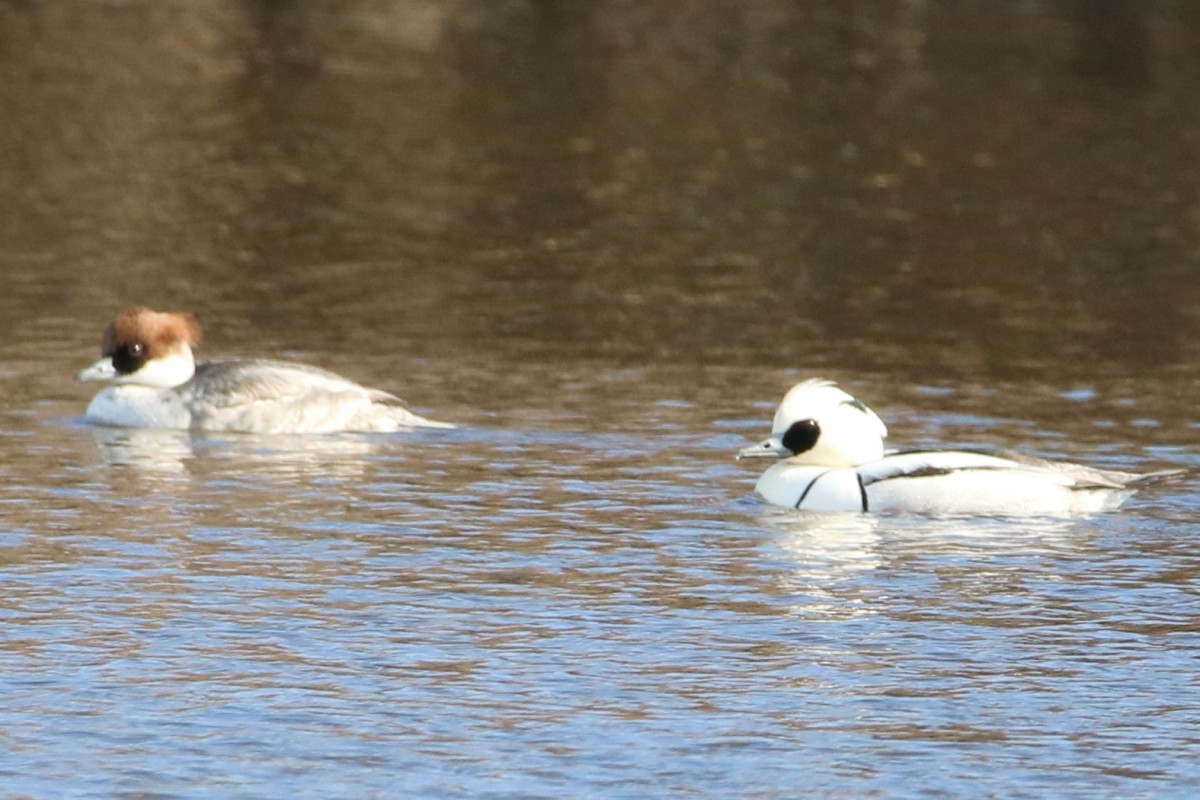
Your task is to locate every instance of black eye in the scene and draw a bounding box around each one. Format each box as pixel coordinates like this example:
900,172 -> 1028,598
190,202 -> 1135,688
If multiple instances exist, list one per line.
111,342 -> 148,374
781,419 -> 820,455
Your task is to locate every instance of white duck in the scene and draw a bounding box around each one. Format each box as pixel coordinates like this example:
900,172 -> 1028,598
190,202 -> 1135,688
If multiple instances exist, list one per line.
738,379 -> 1181,515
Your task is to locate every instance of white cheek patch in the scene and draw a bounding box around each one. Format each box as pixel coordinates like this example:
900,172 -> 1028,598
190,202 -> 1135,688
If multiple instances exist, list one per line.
115,349 -> 195,388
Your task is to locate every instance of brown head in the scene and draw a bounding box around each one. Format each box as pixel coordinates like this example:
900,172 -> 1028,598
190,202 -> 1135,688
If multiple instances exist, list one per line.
100,307 -> 202,373
80,307 -> 203,386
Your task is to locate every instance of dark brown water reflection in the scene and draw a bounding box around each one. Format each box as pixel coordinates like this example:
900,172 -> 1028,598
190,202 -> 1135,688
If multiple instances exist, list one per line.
1,1 -> 1199,797
2,0 -> 1199,377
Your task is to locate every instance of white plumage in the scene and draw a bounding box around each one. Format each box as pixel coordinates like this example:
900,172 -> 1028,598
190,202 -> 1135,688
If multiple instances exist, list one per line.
739,379 -> 1181,515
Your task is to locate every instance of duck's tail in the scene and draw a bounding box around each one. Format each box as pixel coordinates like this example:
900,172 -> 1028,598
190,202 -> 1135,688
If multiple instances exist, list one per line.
1123,468 -> 1188,487
393,408 -> 456,430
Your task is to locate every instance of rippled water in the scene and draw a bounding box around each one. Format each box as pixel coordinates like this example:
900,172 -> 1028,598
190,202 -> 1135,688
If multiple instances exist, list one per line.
2,1 -> 1200,797
3,366 -> 1197,797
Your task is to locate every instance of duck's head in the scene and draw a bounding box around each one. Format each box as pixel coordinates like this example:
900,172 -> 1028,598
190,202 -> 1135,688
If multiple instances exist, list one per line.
738,379 -> 887,466
78,307 -> 201,388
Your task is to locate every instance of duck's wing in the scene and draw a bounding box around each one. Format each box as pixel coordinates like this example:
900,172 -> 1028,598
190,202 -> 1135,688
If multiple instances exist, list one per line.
996,450 -> 1187,489
866,449 -> 1185,492
858,451 -> 1065,486
188,359 -> 396,409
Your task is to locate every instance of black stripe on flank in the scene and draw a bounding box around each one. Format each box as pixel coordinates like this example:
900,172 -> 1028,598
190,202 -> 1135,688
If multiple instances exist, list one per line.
861,463 -> 1009,487
875,465 -> 960,481
866,467 -> 1013,492
794,470 -> 831,509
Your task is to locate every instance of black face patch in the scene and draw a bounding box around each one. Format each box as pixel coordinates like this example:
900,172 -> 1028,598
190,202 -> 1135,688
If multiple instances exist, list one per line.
782,419 -> 820,455
110,342 -> 148,375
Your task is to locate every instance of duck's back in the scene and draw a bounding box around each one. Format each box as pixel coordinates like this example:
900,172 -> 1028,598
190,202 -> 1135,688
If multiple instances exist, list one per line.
183,359 -> 450,433
759,451 -> 1142,514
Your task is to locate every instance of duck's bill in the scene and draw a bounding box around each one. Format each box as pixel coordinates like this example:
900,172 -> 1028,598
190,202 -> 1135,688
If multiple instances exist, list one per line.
737,435 -> 792,460
78,357 -> 117,382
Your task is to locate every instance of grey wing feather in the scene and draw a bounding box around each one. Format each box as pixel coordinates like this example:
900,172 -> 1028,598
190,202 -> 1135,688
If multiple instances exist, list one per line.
996,450 -> 1186,490
188,359 -> 398,408
862,449 -> 1185,493
859,451 -> 1021,486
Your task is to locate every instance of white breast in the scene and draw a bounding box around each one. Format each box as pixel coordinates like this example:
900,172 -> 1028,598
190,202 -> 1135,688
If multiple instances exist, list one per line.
755,463 -> 867,511
86,385 -> 192,429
